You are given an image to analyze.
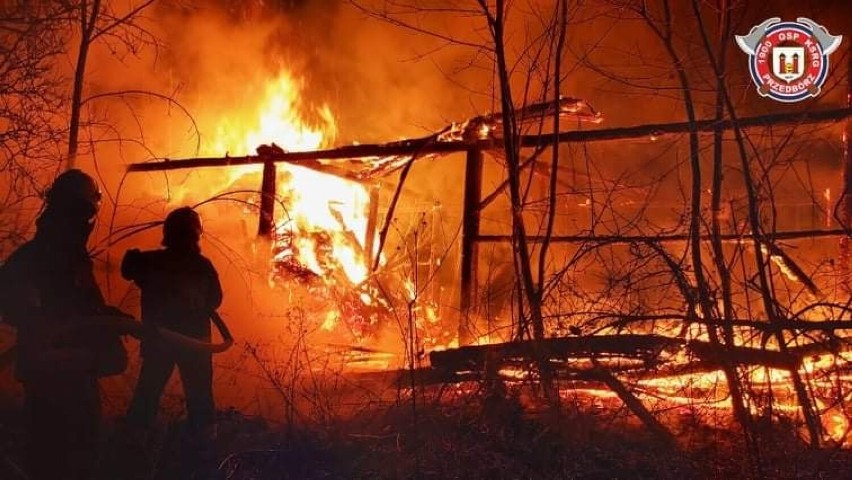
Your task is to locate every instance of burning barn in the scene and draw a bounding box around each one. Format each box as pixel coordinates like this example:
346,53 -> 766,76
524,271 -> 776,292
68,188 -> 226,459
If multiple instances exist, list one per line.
2,1 -> 852,478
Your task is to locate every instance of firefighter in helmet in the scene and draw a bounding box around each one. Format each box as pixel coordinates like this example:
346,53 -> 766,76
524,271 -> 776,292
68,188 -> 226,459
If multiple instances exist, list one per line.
0,169 -> 129,480
122,206 -> 223,450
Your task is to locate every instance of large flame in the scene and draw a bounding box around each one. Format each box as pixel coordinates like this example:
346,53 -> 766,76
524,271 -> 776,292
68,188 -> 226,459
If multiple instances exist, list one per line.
170,67 -> 448,349
207,72 -> 336,156
273,166 -> 370,285
199,70 -> 370,290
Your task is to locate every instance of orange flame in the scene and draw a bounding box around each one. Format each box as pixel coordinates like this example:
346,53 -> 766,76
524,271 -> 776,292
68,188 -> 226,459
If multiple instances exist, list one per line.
207,71 -> 336,156
194,69 -> 371,291
189,69 -> 391,344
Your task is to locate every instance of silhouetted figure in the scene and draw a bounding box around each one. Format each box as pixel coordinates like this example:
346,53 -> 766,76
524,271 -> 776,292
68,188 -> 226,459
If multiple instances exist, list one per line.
0,169 -> 127,480
122,207 -> 222,446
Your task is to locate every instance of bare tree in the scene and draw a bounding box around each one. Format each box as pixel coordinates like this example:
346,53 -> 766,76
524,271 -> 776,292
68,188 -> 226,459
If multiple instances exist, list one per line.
0,2 -> 72,250
580,0 -> 849,452
357,0 -> 852,458
66,0 -> 159,169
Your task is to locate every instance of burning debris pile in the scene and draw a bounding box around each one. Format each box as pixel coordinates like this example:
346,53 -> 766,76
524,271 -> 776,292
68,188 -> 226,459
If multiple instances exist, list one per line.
257,96 -> 602,344
428,326 -> 851,441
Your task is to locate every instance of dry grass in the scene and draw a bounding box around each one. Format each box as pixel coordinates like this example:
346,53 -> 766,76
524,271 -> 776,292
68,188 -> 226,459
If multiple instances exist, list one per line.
1,382 -> 851,479
93,394 -> 852,479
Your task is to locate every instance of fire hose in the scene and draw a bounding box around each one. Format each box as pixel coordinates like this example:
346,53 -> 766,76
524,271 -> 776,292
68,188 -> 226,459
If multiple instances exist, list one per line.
0,311 -> 234,372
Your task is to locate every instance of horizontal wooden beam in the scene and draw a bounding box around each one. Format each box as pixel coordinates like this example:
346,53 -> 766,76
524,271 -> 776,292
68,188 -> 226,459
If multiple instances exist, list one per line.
127,107 -> 852,173
429,334 -> 682,371
532,106 -> 851,146
427,334 -> 841,376
475,228 -> 849,244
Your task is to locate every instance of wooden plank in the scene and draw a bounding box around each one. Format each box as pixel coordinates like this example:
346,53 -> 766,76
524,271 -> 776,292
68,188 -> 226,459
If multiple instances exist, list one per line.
686,340 -> 798,370
531,106 -> 851,146
126,108 -> 852,173
428,334 -> 848,375
429,334 -> 683,371
257,160 -> 276,237
475,228 -> 848,244
347,337 -> 851,390
459,149 -> 484,345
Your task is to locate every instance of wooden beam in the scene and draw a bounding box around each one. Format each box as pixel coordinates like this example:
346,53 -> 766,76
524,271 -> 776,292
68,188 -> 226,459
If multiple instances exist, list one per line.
126,108 -> 852,173
475,228 -> 849,244
591,362 -> 676,445
365,185 -> 380,267
687,340 -> 798,370
427,335 -> 845,379
459,149 -> 484,346
530,106 -> 851,146
126,141 -> 469,173
350,340 -> 852,390
258,160 -> 276,237
429,334 -> 682,371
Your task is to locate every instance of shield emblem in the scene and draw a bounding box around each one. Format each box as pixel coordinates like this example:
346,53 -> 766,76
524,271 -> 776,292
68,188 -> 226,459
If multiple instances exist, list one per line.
772,46 -> 805,82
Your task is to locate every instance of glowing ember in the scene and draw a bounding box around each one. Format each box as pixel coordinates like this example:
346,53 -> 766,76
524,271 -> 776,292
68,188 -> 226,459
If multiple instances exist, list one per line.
272,165 -> 370,285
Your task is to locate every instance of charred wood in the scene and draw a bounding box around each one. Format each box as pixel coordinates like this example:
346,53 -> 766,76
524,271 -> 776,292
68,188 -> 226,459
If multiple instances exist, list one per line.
428,335 -> 851,376
127,108 -> 852,174
686,340 -> 798,370
429,335 -> 683,372
476,229 -> 848,244
590,361 -> 677,445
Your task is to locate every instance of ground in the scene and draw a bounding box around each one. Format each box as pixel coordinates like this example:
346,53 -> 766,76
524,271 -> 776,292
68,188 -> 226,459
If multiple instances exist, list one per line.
1,386 -> 851,479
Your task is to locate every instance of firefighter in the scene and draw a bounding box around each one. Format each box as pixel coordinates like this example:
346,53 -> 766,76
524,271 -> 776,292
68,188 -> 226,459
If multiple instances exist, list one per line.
121,206 -> 222,449
0,169 -> 129,480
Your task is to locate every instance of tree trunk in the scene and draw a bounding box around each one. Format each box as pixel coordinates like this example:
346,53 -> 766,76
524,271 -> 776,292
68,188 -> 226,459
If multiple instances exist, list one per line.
67,0 -> 101,170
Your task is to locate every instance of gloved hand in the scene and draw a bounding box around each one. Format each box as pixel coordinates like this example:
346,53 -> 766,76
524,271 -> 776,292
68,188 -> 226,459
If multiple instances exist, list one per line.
100,305 -> 135,320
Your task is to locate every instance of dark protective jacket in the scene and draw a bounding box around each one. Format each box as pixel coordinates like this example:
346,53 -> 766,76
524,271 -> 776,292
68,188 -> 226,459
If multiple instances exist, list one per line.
121,247 -> 222,339
0,230 -> 115,380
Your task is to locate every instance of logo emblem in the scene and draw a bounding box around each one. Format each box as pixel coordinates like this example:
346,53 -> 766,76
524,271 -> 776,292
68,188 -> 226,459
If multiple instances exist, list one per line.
736,17 -> 842,103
